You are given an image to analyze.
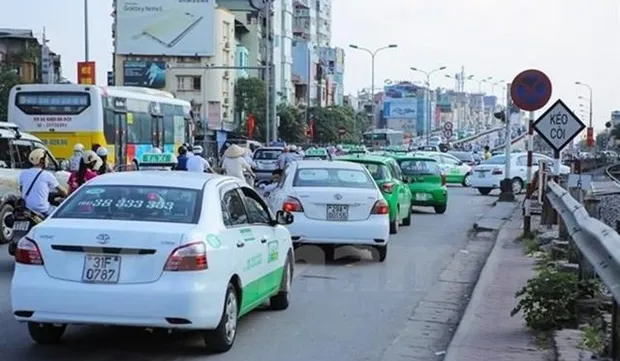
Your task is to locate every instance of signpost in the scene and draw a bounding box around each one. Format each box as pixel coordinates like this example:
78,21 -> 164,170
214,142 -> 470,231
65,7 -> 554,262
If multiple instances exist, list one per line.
509,69 -> 553,236
533,99 -> 585,166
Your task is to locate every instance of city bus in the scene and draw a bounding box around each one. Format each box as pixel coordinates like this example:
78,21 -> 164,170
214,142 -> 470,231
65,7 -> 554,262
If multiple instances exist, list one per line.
362,129 -> 404,148
8,84 -> 194,166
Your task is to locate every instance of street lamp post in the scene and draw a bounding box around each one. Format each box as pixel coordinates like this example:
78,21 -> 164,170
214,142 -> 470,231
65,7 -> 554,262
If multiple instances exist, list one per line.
575,81 -> 593,150
349,44 -> 398,128
411,66 -> 447,145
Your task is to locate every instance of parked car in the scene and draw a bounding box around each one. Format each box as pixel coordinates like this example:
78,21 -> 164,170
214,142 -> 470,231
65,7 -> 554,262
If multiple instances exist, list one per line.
469,152 -> 571,195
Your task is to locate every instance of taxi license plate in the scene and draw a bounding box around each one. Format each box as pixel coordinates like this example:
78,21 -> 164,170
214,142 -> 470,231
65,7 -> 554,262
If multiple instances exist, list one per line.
478,172 -> 485,178
13,221 -> 29,231
415,193 -> 429,201
326,205 -> 348,221
82,254 -> 121,283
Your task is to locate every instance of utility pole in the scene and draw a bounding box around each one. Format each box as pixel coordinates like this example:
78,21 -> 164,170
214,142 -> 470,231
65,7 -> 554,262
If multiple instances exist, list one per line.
262,0 -> 277,144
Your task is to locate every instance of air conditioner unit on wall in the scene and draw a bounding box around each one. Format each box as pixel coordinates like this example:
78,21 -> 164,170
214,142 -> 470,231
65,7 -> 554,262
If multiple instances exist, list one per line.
223,71 -> 230,78
224,41 -> 230,49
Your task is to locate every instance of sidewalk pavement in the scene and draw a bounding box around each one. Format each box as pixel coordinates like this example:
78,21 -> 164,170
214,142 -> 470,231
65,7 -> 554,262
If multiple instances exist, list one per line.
444,206 -> 552,361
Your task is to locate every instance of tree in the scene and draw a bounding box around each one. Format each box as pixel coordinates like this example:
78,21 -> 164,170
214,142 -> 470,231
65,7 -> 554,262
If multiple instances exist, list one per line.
0,66 -> 21,121
235,77 -> 266,140
277,105 -> 306,144
309,105 -> 364,144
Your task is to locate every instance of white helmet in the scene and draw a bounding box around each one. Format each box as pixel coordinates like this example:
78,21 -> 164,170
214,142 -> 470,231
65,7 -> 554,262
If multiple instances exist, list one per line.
151,147 -> 162,154
96,147 -> 109,157
82,150 -> 102,169
73,143 -> 85,152
290,145 -> 298,151
29,148 -> 48,165
193,145 -> 203,154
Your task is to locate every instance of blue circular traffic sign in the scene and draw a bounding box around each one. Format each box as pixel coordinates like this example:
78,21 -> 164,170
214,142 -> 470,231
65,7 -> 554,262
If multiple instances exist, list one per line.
510,69 -> 552,111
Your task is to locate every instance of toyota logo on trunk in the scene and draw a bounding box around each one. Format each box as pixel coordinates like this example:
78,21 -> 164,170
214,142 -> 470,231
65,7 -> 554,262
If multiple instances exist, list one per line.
334,194 -> 343,200
96,234 -> 110,245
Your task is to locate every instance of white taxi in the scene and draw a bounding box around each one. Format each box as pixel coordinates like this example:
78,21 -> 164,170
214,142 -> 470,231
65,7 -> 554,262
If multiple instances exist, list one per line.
266,160 -> 390,262
11,171 -> 295,353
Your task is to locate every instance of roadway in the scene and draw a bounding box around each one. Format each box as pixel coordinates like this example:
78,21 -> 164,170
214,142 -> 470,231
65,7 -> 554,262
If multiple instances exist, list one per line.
0,187 -> 496,361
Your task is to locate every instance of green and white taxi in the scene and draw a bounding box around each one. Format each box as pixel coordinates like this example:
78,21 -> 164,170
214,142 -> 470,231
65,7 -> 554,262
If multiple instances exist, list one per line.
303,147 -> 331,160
410,151 -> 472,187
0,123 -> 70,244
11,171 -> 295,352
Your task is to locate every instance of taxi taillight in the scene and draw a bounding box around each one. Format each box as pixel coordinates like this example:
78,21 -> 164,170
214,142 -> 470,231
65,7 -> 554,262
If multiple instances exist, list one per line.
371,200 -> 389,215
15,237 -> 44,265
282,197 -> 303,212
164,242 -> 207,271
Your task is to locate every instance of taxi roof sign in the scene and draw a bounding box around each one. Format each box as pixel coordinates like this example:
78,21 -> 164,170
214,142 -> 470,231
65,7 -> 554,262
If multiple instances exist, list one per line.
305,148 -> 328,156
140,153 -> 175,165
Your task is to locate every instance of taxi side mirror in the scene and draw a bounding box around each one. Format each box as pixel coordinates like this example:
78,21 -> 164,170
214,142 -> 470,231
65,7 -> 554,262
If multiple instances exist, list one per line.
274,210 -> 294,226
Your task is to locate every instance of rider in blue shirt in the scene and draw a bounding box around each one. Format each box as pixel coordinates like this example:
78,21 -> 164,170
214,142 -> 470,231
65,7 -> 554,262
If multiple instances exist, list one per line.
175,145 -> 190,170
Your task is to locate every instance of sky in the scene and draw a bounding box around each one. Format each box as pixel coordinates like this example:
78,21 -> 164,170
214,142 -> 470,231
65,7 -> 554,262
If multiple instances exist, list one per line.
3,0 -> 619,131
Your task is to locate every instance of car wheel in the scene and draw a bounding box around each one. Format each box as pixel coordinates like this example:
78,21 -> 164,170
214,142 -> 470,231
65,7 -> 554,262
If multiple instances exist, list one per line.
0,204 -> 14,244
27,322 -> 66,344
462,173 -> 471,187
511,178 -> 524,194
402,206 -> 412,226
372,245 -> 387,262
477,188 -> 492,195
434,205 -> 447,214
204,283 -> 238,353
270,254 -> 292,310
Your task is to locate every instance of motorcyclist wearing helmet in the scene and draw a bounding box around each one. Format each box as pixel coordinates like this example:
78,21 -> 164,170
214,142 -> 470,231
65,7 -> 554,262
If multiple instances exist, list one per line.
176,145 -> 189,170
18,149 -> 68,216
67,143 -> 85,172
186,145 -> 212,172
96,147 -> 113,174
68,150 -> 102,193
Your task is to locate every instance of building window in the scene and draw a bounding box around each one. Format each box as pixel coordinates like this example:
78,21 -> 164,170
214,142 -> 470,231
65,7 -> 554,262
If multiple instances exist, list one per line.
177,76 -> 201,91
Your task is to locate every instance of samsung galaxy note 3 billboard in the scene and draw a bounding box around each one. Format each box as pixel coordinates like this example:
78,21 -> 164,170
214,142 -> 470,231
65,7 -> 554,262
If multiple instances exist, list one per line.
115,0 -> 215,56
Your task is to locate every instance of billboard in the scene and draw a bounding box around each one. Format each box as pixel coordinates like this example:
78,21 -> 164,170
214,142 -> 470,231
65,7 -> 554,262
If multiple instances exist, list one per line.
115,0 -> 215,56
123,60 -> 166,88
77,61 -> 96,85
383,82 -> 419,120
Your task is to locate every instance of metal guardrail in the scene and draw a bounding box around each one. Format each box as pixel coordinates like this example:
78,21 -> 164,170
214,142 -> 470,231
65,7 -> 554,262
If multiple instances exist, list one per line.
606,164 -> 620,183
546,180 -> 620,302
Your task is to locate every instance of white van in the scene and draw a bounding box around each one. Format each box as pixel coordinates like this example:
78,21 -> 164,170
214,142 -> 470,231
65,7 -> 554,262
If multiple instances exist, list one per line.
0,123 -> 70,243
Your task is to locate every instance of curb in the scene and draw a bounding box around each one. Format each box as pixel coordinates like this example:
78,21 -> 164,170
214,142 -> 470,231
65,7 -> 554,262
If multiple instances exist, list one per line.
443,202 -> 521,360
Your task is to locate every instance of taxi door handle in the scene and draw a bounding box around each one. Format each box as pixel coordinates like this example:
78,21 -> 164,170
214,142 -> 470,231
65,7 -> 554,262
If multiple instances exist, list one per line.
260,237 -> 267,244
236,241 -> 245,248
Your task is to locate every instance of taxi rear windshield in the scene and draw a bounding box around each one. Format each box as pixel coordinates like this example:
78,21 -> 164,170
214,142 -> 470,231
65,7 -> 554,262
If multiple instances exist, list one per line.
398,159 -> 441,175
357,162 -> 389,181
293,168 -> 375,189
53,185 -> 201,224
254,149 -> 282,160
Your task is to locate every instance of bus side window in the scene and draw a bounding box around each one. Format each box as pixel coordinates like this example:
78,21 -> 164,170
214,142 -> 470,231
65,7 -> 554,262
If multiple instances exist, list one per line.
162,104 -> 175,145
103,109 -> 116,144
0,139 -> 12,168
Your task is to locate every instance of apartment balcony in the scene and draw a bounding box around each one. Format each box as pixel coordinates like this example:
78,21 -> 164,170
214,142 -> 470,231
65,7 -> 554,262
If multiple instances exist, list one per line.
294,0 -> 309,8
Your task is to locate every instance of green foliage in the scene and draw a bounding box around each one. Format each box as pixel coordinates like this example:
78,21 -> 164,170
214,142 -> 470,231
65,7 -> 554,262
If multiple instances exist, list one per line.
511,267 -> 601,331
309,105 -> 369,143
0,66 -> 21,120
235,77 -> 267,140
580,325 -> 604,354
277,104 -> 306,144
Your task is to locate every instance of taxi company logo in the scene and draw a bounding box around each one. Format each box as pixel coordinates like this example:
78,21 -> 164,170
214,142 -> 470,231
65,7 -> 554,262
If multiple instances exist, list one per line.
334,194 -> 343,200
96,234 -> 110,245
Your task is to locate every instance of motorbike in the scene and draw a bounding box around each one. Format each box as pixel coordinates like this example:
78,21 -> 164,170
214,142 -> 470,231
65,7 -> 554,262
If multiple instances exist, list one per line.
6,194 -> 65,256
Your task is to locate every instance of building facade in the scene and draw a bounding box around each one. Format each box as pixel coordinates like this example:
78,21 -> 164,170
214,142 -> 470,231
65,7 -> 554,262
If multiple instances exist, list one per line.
112,4 -> 236,133
317,46 -> 343,105
0,28 -> 63,84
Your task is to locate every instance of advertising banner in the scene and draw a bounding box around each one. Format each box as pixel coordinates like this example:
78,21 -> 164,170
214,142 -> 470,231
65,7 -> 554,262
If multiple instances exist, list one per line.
115,0 -> 215,56
383,98 -> 417,119
77,61 -> 96,85
123,60 -> 166,88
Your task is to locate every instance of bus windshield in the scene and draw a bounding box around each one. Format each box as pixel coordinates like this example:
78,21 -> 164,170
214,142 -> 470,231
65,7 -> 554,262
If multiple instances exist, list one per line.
363,130 -> 404,148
